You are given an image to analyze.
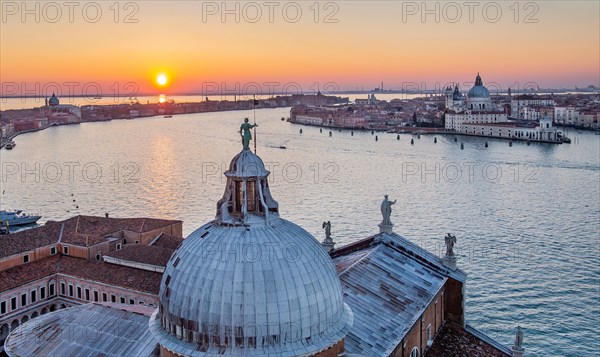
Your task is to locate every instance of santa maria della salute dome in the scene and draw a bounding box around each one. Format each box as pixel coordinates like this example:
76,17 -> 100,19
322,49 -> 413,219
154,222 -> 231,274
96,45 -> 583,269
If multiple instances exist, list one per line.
149,148 -> 354,357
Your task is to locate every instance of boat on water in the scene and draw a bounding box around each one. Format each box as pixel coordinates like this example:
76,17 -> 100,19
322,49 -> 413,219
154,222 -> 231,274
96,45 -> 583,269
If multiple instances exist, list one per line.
164,115 -> 173,118
0,210 -> 41,226
4,141 -> 15,150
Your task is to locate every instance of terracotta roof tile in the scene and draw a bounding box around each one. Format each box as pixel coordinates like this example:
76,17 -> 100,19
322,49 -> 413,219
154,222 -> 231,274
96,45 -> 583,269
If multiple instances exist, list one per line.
0,222 -> 62,259
426,322 -> 510,357
59,256 -> 162,294
105,245 -> 174,267
0,255 -> 60,292
150,233 -> 184,250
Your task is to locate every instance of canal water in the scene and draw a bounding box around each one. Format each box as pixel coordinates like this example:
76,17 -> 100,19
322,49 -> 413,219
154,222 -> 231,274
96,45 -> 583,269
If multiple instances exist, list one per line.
0,108 -> 598,356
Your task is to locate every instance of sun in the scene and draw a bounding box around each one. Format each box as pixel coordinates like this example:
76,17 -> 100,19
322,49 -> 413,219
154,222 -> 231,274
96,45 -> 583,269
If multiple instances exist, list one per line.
156,74 -> 168,86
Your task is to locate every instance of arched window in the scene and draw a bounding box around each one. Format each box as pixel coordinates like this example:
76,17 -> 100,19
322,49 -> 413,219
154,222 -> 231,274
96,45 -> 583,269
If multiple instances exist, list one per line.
410,347 -> 420,357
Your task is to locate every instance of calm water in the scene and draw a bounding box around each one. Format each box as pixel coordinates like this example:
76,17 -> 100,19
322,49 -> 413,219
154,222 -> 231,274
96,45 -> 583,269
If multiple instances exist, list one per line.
0,108 -> 598,356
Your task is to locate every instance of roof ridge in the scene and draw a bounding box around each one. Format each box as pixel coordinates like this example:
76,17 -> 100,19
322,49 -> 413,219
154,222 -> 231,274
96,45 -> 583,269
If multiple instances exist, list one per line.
149,232 -> 164,246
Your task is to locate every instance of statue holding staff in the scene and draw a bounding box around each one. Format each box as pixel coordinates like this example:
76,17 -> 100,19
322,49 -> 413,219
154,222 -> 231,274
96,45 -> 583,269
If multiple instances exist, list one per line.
240,118 -> 258,151
380,195 -> 396,226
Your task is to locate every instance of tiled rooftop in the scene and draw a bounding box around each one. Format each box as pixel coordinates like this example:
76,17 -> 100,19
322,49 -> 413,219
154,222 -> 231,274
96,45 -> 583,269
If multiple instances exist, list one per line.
0,254 -> 163,294
0,222 -> 62,258
425,322 -> 510,357
150,232 -> 184,250
105,244 -> 174,267
0,215 -> 181,258
0,255 -> 60,291
335,242 -> 447,356
60,256 -> 162,295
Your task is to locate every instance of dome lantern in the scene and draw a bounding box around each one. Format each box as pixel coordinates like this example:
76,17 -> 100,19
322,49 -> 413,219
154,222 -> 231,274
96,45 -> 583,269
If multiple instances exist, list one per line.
216,149 -> 279,226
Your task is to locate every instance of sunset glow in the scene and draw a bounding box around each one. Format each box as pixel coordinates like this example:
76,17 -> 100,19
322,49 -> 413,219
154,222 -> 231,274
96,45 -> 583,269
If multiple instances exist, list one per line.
0,1 -> 598,95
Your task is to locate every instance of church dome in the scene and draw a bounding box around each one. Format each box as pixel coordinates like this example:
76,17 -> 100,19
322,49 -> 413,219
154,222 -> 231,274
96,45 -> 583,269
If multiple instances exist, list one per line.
467,73 -> 490,99
150,147 -> 353,357
48,93 -> 59,106
226,149 -> 270,178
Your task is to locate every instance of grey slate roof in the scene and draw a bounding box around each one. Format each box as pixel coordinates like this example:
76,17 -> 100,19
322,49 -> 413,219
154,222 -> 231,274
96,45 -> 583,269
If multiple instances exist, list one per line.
4,303 -> 158,357
334,232 -> 456,356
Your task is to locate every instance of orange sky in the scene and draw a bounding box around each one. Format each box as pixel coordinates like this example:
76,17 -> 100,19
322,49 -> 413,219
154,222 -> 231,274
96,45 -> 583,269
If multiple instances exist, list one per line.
1,1 -> 598,96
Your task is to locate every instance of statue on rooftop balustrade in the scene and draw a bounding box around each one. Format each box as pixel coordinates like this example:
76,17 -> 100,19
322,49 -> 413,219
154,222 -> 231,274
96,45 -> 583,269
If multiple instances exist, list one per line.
380,195 -> 396,226
445,233 -> 456,257
322,221 -> 332,240
240,118 -> 258,150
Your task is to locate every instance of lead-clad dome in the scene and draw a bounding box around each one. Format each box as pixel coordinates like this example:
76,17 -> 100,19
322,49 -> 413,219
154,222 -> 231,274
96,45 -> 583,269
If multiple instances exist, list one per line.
48,93 -> 59,106
226,149 -> 270,178
467,73 -> 490,98
150,148 -> 353,357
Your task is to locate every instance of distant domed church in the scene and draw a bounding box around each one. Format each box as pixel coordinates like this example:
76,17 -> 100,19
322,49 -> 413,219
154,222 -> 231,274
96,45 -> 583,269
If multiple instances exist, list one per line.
47,93 -> 60,106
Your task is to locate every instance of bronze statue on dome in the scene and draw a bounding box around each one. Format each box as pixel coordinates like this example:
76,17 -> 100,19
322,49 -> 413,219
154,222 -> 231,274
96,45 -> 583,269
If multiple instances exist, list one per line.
240,118 -> 258,150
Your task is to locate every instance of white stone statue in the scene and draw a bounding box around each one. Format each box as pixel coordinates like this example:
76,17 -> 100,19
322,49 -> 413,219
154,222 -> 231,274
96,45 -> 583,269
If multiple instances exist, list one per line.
322,221 -> 332,241
514,326 -> 523,349
445,233 -> 456,257
380,195 -> 396,226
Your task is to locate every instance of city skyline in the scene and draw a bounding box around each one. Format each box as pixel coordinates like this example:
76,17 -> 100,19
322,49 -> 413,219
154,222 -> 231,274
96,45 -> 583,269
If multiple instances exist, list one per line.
1,1 -> 599,96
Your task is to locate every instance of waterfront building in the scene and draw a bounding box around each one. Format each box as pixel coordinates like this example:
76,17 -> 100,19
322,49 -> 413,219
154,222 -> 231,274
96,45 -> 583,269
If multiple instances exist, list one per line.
444,74 -> 508,131
445,74 -> 560,142
510,95 -> 555,118
4,137 -> 521,356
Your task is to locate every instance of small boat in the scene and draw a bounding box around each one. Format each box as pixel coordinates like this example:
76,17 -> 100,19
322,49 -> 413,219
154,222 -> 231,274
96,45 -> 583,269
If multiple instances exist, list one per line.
164,115 -> 173,118
281,117 -> 285,121
4,141 -> 15,150
279,146 -> 287,149
0,210 -> 41,226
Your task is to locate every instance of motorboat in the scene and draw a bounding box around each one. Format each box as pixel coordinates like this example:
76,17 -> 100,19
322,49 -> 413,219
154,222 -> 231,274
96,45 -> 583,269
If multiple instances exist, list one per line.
0,210 -> 41,226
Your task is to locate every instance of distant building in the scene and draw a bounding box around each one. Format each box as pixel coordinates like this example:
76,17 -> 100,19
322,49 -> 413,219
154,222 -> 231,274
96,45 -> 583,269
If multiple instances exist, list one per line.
511,95 -> 555,118
445,74 -> 560,142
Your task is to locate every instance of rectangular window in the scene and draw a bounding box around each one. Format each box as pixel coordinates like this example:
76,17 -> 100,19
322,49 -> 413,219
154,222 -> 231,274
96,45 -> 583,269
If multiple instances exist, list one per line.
68,284 -> 74,297
77,287 -> 82,299
10,297 -> 17,310
120,297 -> 125,304
138,301 -> 144,305
21,293 -> 27,307
93,291 -> 99,302
129,299 -> 134,305
31,290 -> 37,303
111,295 -> 116,303
49,283 -> 55,296
41,286 -> 46,299
85,289 -> 90,301
23,254 -> 30,263
95,254 -> 101,261
63,246 -> 69,255
50,247 -> 57,255
0,301 -> 6,315
116,243 -> 122,251
61,282 -> 66,295
102,293 -> 108,302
